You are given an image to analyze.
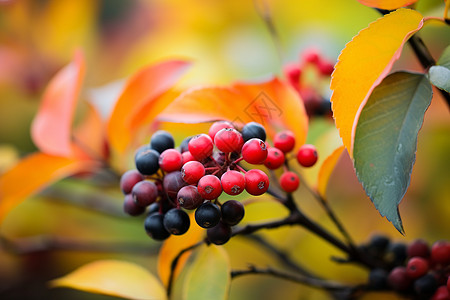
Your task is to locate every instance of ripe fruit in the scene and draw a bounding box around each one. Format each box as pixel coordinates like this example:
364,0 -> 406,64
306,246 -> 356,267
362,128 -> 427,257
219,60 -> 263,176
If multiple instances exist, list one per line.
207,221 -> 232,245
214,128 -> 244,153
181,161 -> 205,184
414,274 -> 438,296
274,130 -> 295,153
120,170 -> 144,194
163,171 -> 188,201
181,151 -> 195,164
163,208 -> 190,235
144,213 -> 171,240
123,194 -> 146,216
241,122 -> 266,142
388,266 -> 412,291
432,286 -> 449,300
264,147 -> 285,170
368,234 -> 390,255
245,169 -> 269,196
389,242 -> 408,266
188,134 -> 214,161
279,171 -> 300,193
159,149 -> 183,172
431,241 -> 450,265
197,175 -> 223,200
150,130 -> 175,153
241,138 -> 268,164
221,200 -> 245,226
408,239 -> 430,258
296,144 -> 318,167
368,268 -> 388,290
132,180 -> 158,207
221,170 -> 245,196
406,257 -> 429,279
135,148 -> 160,175
177,185 -> 203,210
318,59 -> 334,76
208,121 -> 234,140
179,136 -> 193,153
195,202 -> 221,228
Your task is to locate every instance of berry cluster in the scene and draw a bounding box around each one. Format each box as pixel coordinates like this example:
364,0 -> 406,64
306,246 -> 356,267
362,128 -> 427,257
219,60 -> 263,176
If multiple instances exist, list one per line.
120,121 -> 319,245
364,236 -> 450,299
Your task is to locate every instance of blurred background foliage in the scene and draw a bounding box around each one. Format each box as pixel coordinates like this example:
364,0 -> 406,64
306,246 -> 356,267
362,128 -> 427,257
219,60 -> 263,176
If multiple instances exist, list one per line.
0,0 -> 448,299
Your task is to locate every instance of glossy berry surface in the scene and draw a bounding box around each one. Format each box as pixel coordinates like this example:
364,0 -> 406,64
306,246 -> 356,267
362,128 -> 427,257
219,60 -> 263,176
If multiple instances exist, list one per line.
221,200 -> 245,226
159,149 -> 183,172
245,169 -> 269,196
195,202 -> 221,228
197,175 -> 223,200
273,130 -> 295,153
408,239 -> 430,258
264,147 -> 285,170
296,144 -> 318,167
150,130 -> 175,153
241,121 -> 266,142
406,257 -> 429,279
188,134 -> 214,161
177,185 -> 203,210
179,136 -> 193,153
163,208 -> 190,235
181,161 -> 205,184
144,213 -> 171,240
120,170 -> 144,195
214,128 -> 244,153
221,170 -> 245,196
131,180 -> 158,207
241,138 -> 268,164
388,266 -> 412,291
181,151 -> 195,164
135,148 -> 160,175
163,171 -> 188,201
207,221 -> 232,245
123,194 -> 146,216
279,171 -> 300,193
208,121 -> 234,140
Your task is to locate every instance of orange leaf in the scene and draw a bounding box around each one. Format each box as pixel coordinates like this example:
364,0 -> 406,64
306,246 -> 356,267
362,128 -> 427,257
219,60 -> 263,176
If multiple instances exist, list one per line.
330,8 -> 423,157
31,50 -> 85,157
157,212 -> 203,287
317,145 -> 345,199
0,152 -> 97,223
159,78 -> 309,147
356,0 -> 418,10
50,259 -> 167,300
107,60 -> 191,154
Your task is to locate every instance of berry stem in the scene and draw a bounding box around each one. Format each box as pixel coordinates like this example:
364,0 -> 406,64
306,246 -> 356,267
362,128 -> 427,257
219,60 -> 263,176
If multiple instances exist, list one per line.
232,157 -> 244,164
235,165 -> 247,174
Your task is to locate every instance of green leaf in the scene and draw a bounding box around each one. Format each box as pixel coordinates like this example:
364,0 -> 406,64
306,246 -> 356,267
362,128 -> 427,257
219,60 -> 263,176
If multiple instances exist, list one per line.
183,245 -> 230,300
437,45 -> 450,68
429,66 -> 450,93
353,72 -> 433,233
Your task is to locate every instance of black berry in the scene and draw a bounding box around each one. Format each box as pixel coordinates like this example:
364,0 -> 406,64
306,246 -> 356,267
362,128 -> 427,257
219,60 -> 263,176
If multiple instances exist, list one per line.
150,130 -> 175,153
221,200 -> 245,226
163,208 -> 190,235
241,122 -> 266,142
135,148 -> 160,175
163,171 -> 188,201
207,221 -> 232,245
414,274 -> 438,296
368,268 -> 388,290
144,213 -> 171,240
195,202 -> 221,228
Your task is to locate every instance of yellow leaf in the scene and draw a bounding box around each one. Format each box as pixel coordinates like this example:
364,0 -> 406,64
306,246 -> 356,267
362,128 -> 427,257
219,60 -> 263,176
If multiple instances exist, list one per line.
317,145 -> 345,199
158,212 -> 204,287
50,260 -> 167,300
330,8 -> 424,157
356,0 -> 418,10
0,152 -> 98,224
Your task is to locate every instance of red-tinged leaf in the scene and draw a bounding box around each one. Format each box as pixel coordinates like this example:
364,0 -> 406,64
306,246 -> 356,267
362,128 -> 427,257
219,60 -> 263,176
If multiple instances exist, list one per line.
357,0 -> 418,10
0,152 -> 98,223
107,60 -> 191,154
317,145 -> 345,199
159,78 -> 308,147
50,260 -> 167,300
31,50 -> 86,157
330,8 -> 424,157
158,212 -> 203,287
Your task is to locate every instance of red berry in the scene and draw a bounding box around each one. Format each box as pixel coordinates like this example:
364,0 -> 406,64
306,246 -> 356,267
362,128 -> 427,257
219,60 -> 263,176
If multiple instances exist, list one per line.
245,169 -> 269,196
273,130 -> 295,153
406,257 -> 429,279
318,59 -> 334,76
123,194 -> 146,216
283,63 -> 301,91
120,170 -> 144,195
188,134 -> 214,161
242,138 -> 268,165
280,171 -> 300,193
408,239 -> 430,258
264,147 -> 285,169
221,170 -> 246,196
181,151 -> 195,164
297,144 -> 318,167
159,149 -> 183,172
388,266 -> 412,291
302,48 -> 320,64
181,161 -> 205,184
177,185 -> 203,210
208,121 -> 234,140
431,241 -> 450,265
431,286 -> 449,300
197,175 -> 223,200
447,276 -> 450,292
132,180 -> 158,207
214,128 -> 244,153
